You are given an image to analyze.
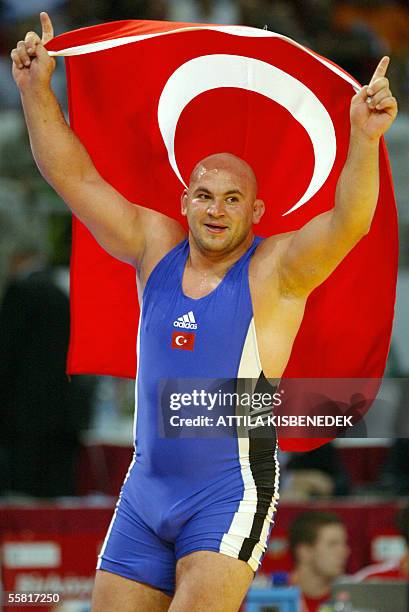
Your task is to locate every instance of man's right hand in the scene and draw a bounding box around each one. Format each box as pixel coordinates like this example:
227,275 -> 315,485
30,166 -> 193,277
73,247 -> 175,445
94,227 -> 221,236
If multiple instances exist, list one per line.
11,12 -> 55,92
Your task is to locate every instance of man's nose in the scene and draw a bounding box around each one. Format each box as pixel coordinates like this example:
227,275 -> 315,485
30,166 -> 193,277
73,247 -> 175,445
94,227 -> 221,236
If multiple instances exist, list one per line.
207,198 -> 225,216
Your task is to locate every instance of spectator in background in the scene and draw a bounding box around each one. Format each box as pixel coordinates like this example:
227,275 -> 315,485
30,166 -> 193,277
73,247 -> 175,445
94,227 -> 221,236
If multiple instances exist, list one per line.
353,505 -> 409,581
289,511 -> 350,612
279,443 -> 350,500
0,239 -> 95,497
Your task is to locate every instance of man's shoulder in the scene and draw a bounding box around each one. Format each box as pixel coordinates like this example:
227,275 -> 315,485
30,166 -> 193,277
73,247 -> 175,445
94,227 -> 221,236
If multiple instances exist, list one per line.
253,230 -> 295,259
139,207 -> 187,257
251,230 -> 296,282
139,215 -> 187,287
139,206 -> 186,236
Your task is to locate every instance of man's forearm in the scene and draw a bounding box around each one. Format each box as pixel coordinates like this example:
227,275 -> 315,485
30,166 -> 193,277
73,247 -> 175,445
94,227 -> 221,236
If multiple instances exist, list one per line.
333,132 -> 380,236
21,85 -> 97,193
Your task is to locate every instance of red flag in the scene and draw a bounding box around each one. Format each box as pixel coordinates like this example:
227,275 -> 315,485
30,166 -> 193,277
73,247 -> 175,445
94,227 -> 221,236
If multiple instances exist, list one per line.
46,21 -> 398,449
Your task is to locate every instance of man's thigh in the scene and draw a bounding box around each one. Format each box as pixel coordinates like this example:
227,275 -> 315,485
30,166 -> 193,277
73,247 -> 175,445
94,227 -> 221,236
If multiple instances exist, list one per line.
91,569 -> 172,612
169,551 -> 254,612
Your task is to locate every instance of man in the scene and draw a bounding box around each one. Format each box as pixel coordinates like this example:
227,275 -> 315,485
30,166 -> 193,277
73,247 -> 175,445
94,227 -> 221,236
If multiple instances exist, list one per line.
11,11 -> 397,612
289,511 -> 350,612
279,443 -> 350,501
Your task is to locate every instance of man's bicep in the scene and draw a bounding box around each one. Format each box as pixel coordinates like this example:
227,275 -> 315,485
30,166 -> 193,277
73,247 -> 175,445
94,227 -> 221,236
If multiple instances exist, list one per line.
61,175 -> 151,265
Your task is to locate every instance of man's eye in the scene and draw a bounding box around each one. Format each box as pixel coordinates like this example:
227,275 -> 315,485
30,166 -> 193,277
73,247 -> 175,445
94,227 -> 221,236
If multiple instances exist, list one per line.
226,197 -> 238,203
198,193 -> 210,199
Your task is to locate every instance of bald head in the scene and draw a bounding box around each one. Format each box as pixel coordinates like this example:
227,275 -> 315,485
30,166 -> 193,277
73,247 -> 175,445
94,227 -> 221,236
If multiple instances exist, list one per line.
182,151 -> 264,254
189,152 -> 258,200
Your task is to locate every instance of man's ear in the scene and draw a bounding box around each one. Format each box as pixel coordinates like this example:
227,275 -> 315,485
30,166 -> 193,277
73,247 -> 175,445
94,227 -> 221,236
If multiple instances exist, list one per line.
253,199 -> 265,225
181,189 -> 188,216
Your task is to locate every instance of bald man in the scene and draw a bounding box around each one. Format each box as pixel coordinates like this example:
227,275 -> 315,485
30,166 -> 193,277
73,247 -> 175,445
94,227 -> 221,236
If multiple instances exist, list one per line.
11,13 -> 398,612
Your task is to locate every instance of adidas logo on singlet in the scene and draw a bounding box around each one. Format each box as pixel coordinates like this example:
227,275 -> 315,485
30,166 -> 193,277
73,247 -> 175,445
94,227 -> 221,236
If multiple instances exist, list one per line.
173,311 -> 198,330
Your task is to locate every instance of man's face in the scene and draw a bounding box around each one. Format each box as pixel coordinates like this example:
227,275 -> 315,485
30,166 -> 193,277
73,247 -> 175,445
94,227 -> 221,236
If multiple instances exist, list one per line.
305,525 -> 350,580
181,162 -> 264,254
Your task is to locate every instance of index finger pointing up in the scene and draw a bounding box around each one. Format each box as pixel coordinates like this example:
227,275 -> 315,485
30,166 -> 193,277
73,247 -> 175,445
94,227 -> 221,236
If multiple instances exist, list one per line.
369,56 -> 390,86
40,12 -> 54,44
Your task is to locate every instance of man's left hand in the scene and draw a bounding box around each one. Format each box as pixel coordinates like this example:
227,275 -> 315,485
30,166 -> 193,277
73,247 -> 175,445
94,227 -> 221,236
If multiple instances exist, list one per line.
350,56 -> 398,142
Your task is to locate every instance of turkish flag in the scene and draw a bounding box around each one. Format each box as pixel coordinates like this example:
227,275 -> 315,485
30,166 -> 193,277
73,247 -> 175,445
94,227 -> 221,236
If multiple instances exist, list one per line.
46,21 -> 398,450
171,331 -> 196,351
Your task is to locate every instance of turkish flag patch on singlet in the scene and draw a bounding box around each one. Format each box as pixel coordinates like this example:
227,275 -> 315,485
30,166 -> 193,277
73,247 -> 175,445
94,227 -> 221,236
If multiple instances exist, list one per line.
172,331 -> 195,351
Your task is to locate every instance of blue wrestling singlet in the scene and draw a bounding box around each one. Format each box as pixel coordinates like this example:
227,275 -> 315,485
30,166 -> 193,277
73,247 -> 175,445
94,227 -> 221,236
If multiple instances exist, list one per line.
97,236 -> 280,596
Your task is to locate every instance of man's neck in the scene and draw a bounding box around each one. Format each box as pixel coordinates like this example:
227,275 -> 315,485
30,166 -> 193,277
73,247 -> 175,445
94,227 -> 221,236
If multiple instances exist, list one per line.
187,232 -> 254,277
291,567 -> 332,599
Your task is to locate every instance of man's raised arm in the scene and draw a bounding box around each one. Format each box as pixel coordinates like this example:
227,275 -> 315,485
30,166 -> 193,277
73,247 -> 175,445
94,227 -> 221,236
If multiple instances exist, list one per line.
278,56 -> 398,298
10,12 -> 171,267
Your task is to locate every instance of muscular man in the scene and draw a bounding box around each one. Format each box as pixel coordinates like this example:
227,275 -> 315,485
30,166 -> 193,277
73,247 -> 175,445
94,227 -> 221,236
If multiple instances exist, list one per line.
11,12 -> 398,612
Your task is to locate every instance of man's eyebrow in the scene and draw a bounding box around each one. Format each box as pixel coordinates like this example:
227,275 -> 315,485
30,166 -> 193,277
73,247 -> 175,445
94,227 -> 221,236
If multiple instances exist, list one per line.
193,187 -> 244,196
193,186 -> 212,194
224,189 -> 243,197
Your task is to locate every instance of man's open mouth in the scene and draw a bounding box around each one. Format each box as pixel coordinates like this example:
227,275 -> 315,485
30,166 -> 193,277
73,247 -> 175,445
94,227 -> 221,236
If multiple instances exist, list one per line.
204,223 -> 228,234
